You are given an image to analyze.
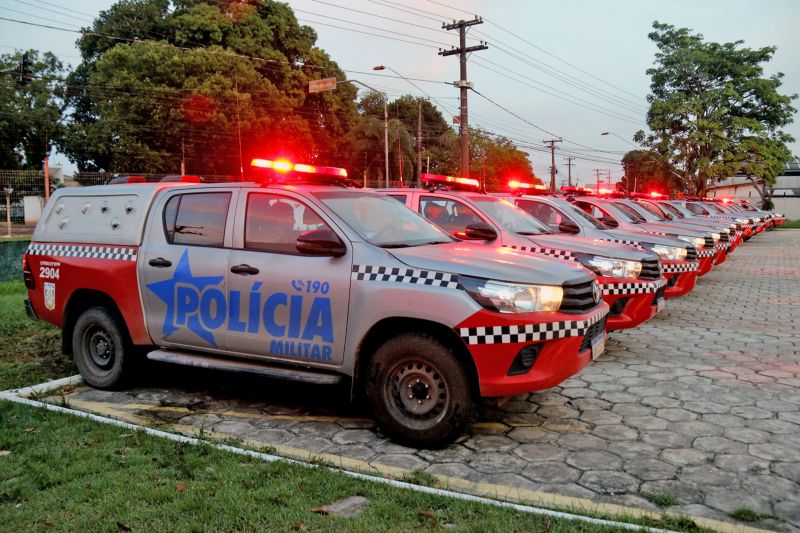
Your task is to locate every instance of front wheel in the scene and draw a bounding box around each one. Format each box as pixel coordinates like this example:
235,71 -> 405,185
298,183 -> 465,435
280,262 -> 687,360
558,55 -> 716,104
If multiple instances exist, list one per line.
72,306 -> 135,390
365,333 -> 476,448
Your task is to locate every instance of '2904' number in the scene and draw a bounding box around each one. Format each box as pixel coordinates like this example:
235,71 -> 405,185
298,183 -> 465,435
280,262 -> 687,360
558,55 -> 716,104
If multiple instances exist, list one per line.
39,267 -> 60,279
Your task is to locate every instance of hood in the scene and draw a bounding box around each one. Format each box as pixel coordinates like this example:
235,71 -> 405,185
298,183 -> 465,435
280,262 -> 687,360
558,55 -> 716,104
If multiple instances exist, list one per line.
528,234 -> 658,262
604,229 -> 693,249
635,222 -> 709,238
389,242 -> 593,286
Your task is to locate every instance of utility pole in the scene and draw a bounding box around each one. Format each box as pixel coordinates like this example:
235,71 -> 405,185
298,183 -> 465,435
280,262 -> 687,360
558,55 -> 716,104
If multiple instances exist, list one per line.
439,16 -> 488,178
181,138 -> 186,175
417,99 -> 422,186
564,156 -> 575,187
235,78 -> 243,180
4,187 -> 12,237
543,138 -> 562,192
594,169 -> 602,193
397,134 -> 403,185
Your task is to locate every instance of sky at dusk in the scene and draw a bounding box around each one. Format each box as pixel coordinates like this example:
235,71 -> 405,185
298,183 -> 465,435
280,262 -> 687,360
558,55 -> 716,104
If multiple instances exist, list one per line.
2,0 -> 798,183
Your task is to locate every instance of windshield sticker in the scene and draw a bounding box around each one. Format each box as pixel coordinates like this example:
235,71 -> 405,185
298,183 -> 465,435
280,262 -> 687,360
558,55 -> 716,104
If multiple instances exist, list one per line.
146,250 -> 334,360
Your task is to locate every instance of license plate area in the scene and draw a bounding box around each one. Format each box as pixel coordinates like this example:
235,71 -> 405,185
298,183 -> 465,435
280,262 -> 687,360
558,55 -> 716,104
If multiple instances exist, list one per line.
591,333 -> 605,360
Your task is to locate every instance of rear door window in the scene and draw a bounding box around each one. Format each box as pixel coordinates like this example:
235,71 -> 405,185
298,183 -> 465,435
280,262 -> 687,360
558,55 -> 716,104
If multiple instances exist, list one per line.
163,192 -> 231,247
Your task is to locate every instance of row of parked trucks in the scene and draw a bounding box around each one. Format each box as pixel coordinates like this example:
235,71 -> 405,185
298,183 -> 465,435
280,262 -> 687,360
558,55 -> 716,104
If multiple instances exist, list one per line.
22,161 -> 782,447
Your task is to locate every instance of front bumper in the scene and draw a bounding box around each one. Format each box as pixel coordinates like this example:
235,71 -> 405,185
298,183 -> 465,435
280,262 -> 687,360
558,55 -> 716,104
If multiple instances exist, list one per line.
697,252 -> 715,276
456,303 -> 609,397
662,260 -> 699,297
600,276 -> 667,331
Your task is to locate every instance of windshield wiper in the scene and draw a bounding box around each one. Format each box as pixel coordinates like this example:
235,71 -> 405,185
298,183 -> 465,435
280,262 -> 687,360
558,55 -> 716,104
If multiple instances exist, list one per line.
516,231 -> 542,236
379,243 -> 413,248
424,240 -> 452,245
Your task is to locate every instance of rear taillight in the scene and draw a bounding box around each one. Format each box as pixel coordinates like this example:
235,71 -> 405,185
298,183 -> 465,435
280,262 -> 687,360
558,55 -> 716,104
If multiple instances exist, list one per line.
22,256 -> 35,289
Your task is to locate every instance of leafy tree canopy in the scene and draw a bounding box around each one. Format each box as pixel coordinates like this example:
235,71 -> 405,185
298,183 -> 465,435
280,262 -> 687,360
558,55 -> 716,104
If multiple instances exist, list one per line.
618,149 -> 681,194
63,0 -> 357,174
0,50 -> 66,170
637,21 -> 796,196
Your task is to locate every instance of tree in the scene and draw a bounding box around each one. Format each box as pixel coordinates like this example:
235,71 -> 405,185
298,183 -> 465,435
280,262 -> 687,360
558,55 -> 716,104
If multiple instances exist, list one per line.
638,22 -> 796,196
0,50 -> 66,170
470,129 -> 539,191
63,0 -> 358,174
731,135 -> 792,209
618,149 -> 681,194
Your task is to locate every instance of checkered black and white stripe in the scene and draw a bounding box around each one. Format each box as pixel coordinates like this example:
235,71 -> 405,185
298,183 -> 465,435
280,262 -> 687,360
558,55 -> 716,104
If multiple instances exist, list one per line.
351,265 -> 459,289
662,261 -> 699,273
698,248 -> 716,257
506,245 -> 578,262
643,230 -> 669,236
602,237 -> 643,247
715,242 -> 729,250
601,276 -> 667,296
458,305 -> 608,345
26,243 -> 137,262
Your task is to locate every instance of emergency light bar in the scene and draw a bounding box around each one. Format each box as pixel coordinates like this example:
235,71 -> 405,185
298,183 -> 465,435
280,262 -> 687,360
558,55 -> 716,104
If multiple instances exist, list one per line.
251,159 -> 348,178
420,173 -> 480,189
508,180 -> 546,190
560,186 -> 593,196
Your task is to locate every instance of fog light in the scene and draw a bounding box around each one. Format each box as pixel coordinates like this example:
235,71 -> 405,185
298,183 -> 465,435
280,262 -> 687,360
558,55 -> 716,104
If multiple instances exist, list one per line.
609,297 -> 629,317
508,344 -> 542,376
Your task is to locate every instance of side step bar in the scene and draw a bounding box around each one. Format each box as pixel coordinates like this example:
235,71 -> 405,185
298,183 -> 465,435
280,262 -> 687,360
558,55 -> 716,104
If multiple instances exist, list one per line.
146,349 -> 344,385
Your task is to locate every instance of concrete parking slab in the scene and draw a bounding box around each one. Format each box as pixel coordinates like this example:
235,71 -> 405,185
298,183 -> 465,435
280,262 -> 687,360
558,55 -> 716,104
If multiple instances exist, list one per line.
42,230 -> 800,532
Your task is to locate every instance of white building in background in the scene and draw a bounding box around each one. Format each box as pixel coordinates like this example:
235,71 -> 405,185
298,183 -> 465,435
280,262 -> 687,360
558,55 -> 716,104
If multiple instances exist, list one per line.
708,158 -> 800,220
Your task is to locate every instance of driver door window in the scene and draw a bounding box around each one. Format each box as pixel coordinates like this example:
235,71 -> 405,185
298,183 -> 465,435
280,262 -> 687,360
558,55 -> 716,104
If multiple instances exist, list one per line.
419,196 -> 483,238
576,201 -> 613,222
245,194 -> 329,254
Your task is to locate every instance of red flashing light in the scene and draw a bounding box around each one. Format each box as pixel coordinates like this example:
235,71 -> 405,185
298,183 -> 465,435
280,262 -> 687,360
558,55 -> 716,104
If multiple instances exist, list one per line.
721,198 -> 733,203
508,180 -> 546,190
250,159 -> 348,178
598,188 -> 614,195
420,173 -> 480,189
649,191 -> 665,198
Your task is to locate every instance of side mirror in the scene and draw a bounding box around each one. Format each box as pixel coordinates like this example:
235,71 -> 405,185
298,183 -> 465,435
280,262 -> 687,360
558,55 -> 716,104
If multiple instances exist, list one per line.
601,216 -> 619,228
463,222 -> 498,240
558,220 -> 580,234
296,228 -> 346,257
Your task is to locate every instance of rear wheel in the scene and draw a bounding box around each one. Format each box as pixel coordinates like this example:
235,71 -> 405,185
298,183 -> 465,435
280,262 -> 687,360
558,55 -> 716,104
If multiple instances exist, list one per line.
72,306 -> 135,389
365,333 -> 476,448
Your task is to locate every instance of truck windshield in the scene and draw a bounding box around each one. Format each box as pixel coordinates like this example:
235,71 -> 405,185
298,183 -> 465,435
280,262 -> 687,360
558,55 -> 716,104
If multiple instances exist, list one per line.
314,191 -> 454,247
659,202 -> 686,219
636,201 -> 669,221
471,196 -> 552,235
612,202 -> 648,223
561,202 -> 608,229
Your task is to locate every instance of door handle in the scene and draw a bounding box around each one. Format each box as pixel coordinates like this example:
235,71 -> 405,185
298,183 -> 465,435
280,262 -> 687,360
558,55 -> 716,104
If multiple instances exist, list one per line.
148,257 -> 172,268
230,264 -> 259,275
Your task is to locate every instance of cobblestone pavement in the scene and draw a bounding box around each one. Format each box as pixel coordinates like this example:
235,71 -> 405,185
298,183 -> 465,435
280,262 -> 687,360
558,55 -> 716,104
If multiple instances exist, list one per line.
52,230 -> 800,531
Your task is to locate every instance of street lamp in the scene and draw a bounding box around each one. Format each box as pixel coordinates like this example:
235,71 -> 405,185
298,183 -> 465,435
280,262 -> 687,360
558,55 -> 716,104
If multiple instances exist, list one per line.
340,78 -> 389,187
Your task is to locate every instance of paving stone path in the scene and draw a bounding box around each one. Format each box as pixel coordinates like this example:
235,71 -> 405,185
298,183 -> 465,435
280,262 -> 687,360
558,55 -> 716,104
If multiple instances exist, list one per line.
59,230 -> 800,531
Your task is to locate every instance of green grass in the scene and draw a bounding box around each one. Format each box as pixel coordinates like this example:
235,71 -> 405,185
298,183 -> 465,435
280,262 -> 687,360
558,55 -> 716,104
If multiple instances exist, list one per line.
0,401 -> 658,533
643,492 -> 678,508
731,508 -> 762,522
0,281 -> 75,391
780,219 -> 800,229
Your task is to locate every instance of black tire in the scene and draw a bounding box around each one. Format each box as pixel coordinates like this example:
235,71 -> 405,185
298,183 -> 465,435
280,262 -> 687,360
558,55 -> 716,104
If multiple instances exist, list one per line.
364,333 -> 477,448
72,306 -> 135,390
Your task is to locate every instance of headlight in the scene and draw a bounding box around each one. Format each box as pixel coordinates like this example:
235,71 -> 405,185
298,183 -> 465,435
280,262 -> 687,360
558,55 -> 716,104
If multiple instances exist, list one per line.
711,232 -> 721,242
577,254 -> 642,279
460,277 -> 563,313
647,244 -> 687,261
678,236 -> 705,248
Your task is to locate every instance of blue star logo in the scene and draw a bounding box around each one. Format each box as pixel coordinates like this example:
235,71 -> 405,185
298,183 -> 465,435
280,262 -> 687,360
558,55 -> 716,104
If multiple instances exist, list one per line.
146,249 -> 224,346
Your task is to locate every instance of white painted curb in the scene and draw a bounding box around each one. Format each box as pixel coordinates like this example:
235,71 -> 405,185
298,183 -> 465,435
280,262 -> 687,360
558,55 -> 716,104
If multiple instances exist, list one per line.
0,376 -> 674,533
